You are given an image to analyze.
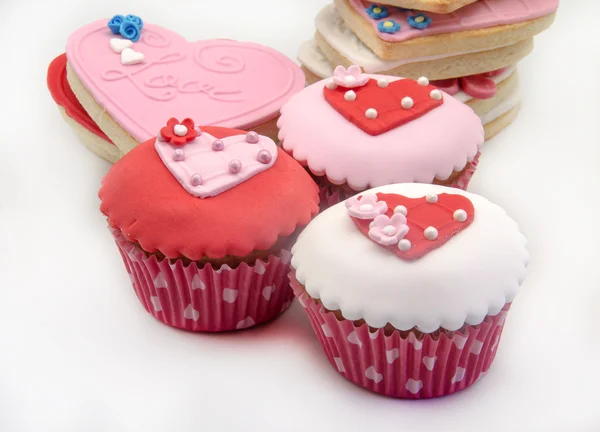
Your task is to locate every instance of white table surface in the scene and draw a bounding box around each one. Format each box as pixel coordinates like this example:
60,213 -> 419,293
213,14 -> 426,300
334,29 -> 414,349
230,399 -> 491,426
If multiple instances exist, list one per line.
1,0 -> 598,430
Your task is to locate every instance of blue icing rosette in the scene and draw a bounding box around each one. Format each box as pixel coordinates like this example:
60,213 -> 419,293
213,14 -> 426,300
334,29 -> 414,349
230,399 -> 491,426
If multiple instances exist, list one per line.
125,14 -> 144,30
119,20 -> 141,42
107,15 -> 125,35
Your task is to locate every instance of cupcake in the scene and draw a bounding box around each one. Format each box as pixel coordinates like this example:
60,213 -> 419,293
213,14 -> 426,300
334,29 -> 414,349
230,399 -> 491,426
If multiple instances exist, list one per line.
99,118 -> 319,332
278,65 -> 484,208
290,183 -> 528,398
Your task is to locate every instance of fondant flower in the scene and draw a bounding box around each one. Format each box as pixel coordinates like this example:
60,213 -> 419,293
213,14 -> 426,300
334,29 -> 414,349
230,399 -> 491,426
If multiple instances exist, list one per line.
346,194 -> 388,219
125,14 -> 144,30
332,65 -> 369,88
408,13 -> 432,29
378,20 -> 401,34
160,118 -> 198,145
368,213 -> 410,246
107,15 -> 125,34
366,4 -> 389,19
119,20 -> 141,42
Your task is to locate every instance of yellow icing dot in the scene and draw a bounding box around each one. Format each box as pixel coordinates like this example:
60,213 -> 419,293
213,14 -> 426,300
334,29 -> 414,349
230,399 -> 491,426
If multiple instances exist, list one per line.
383,21 -> 394,28
415,16 -> 425,23
373,7 -> 382,13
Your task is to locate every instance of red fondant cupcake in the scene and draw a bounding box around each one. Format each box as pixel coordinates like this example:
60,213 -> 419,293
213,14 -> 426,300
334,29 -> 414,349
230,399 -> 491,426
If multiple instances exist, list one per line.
100,118 -> 319,332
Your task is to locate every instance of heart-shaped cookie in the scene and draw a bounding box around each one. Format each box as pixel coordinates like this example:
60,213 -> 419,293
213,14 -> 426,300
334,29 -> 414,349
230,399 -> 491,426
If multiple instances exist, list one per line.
349,192 -> 475,260
66,20 -> 304,145
323,78 -> 443,136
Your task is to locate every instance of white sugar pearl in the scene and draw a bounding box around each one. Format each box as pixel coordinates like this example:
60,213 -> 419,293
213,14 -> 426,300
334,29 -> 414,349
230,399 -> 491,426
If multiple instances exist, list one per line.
426,193 -> 438,203
173,124 -> 188,137
398,239 -> 412,251
454,209 -> 468,222
326,79 -> 337,90
359,204 -> 374,212
424,226 -> 438,241
365,108 -> 378,119
430,89 -> 443,100
377,78 -> 389,88
401,97 -> 414,109
382,225 -> 397,236
394,205 -> 407,216
417,76 -> 429,86
344,90 -> 356,101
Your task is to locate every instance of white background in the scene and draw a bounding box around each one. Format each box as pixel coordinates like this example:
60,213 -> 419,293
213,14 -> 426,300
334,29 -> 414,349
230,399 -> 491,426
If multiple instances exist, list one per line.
1,0 -> 599,430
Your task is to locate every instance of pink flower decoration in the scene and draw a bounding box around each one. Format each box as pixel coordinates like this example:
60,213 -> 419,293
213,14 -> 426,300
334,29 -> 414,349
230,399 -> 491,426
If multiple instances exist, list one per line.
368,213 -> 410,246
332,65 -> 369,88
346,194 -> 388,219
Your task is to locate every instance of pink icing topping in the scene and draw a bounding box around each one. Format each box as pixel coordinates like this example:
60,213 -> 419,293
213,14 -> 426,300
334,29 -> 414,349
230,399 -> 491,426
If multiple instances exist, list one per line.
368,213 -> 410,246
332,65 -> 369,88
66,21 -> 305,143
155,130 -> 278,198
350,0 -> 559,43
278,75 -> 483,190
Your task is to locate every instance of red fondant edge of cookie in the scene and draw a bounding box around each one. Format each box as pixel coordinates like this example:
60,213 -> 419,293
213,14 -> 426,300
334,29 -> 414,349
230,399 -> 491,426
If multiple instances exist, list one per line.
99,126 -> 320,260
47,53 -> 113,143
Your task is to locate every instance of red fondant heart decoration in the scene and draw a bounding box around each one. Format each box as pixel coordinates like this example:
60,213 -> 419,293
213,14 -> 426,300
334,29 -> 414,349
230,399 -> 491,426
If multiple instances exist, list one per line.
350,193 -> 475,260
323,78 -> 444,136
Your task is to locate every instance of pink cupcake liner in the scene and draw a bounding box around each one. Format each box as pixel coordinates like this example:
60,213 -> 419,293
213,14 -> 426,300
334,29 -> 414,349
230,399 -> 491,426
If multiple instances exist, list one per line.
112,229 -> 295,332
291,275 -> 510,399
318,153 -> 481,209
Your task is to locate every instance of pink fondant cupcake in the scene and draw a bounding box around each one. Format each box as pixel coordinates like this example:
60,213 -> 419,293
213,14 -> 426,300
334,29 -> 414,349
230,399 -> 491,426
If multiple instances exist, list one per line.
100,119 -> 319,332
278,65 -> 484,208
290,183 -> 528,398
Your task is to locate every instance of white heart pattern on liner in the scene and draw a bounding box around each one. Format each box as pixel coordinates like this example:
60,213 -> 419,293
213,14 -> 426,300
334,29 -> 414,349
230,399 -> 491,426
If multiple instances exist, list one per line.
453,334 -> 468,350
365,366 -> 383,384
153,273 -> 167,289
491,335 -> 500,352
386,349 -> 400,364
334,357 -> 345,373
451,367 -> 466,384
150,296 -> 162,312
222,288 -> 239,303
470,340 -> 484,355
109,38 -> 133,53
347,331 -> 363,348
254,261 -> 266,275
191,275 -> 206,290
405,379 -> 423,394
369,329 -> 380,340
321,324 -> 333,338
408,333 -> 423,350
423,356 -> 437,371
121,48 -> 145,66
236,316 -> 255,329
262,285 -> 275,301
183,304 -> 200,321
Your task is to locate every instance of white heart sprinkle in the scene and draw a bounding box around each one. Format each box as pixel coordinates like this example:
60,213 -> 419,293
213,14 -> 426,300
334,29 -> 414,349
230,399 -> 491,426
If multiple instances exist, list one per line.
121,48 -> 145,65
153,273 -> 167,289
365,366 -> 383,383
236,316 -> 255,329
222,288 -> 238,303
183,304 -> 199,321
470,340 -> 484,355
454,334 -> 468,350
408,333 -> 423,350
423,356 -> 437,371
451,367 -> 466,383
191,275 -> 206,290
109,38 -> 133,53
386,349 -> 400,364
334,357 -> 345,372
254,261 -> 266,275
321,324 -> 333,338
405,378 -> 423,394
150,296 -> 162,312
347,331 -> 363,348
262,285 -> 275,301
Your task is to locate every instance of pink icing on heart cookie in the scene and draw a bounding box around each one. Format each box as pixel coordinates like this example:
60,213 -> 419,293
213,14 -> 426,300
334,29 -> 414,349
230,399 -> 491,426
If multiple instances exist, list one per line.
66,20 -> 305,143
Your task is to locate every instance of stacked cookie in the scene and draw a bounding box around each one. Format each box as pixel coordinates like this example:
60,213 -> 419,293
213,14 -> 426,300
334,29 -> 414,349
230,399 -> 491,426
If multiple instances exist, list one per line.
298,0 -> 558,140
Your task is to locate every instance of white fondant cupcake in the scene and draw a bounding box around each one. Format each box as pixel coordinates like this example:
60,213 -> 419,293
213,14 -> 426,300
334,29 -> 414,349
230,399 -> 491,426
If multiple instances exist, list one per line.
290,183 -> 528,398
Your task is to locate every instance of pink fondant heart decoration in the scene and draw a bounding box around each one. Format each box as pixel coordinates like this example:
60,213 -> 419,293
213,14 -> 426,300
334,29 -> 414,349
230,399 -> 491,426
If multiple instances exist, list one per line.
347,193 -> 475,260
66,20 -> 305,143
323,76 -> 444,136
